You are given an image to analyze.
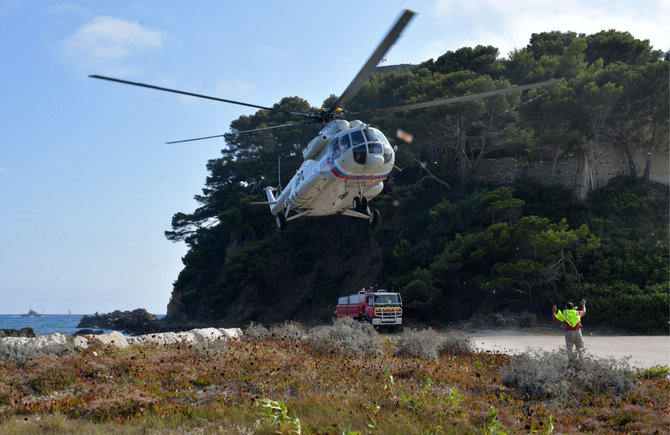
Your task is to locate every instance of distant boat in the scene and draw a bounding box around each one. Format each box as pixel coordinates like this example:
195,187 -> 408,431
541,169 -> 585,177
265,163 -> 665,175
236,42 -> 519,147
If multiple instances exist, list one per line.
21,309 -> 44,317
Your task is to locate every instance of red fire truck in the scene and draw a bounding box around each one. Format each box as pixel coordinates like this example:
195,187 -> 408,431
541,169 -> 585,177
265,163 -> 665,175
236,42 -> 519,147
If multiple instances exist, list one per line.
336,288 -> 403,331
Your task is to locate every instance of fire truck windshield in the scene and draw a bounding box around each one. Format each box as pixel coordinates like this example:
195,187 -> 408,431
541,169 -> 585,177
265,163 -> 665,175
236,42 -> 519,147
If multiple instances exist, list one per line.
374,294 -> 400,305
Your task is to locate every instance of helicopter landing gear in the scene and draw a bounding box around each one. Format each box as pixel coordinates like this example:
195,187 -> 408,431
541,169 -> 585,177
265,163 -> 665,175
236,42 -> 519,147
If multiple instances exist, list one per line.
275,212 -> 286,231
369,208 -> 381,228
353,196 -> 368,212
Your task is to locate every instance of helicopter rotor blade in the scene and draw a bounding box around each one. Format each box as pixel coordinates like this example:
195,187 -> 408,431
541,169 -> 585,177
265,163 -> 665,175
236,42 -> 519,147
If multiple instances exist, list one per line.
165,119 -> 317,144
89,74 -> 312,118
349,78 -> 563,117
328,9 -> 415,113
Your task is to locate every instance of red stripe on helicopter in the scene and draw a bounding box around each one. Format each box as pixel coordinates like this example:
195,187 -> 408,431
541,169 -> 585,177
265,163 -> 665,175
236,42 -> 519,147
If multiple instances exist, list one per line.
325,162 -> 390,181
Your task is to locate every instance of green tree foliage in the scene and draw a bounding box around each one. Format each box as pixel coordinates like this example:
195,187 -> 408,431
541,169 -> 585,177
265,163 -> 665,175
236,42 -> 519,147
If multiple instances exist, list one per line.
164,30 -> 669,332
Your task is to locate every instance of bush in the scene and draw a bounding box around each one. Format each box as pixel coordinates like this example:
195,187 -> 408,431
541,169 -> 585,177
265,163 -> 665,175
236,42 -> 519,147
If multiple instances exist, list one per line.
500,350 -> 634,401
305,317 -> 382,358
396,328 -> 442,361
243,322 -> 270,341
637,365 -> 670,379
269,321 -> 305,340
439,332 -> 474,356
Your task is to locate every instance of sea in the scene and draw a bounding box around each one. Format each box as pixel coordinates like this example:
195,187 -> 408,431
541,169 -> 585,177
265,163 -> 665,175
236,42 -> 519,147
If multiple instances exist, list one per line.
0,314 -> 164,336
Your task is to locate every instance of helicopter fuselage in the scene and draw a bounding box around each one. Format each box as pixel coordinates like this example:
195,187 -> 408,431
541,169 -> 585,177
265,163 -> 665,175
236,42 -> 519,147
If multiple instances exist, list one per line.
265,119 -> 394,225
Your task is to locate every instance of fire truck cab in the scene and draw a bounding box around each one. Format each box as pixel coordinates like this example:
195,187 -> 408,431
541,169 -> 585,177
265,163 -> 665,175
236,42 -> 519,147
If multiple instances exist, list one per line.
336,288 -> 403,331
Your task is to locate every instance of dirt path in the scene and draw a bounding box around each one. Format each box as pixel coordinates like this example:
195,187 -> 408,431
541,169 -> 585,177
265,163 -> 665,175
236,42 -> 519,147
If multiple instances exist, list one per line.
466,328 -> 670,369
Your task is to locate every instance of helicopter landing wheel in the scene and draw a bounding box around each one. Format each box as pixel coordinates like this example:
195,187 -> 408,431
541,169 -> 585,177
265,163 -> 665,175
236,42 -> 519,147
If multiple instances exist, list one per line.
353,196 -> 368,211
275,212 -> 286,230
369,208 -> 381,228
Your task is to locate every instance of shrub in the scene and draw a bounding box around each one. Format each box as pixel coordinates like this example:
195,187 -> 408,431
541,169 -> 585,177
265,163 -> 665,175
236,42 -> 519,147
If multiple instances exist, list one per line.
269,321 -> 305,340
395,328 -> 442,361
243,322 -> 270,341
500,349 -> 634,401
305,317 -> 382,358
637,365 -> 670,379
439,332 -> 474,356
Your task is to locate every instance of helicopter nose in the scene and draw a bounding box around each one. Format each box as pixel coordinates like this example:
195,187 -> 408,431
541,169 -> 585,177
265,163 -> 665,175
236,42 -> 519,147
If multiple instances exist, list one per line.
366,154 -> 385,171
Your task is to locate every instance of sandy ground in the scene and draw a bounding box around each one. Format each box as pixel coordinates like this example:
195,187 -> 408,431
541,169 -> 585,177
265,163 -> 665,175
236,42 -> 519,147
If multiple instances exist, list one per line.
466,327 -> 670,369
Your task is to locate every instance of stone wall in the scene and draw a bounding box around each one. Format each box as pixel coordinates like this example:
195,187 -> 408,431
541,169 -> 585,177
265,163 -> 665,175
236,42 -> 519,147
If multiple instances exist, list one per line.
473,142 -> 669,198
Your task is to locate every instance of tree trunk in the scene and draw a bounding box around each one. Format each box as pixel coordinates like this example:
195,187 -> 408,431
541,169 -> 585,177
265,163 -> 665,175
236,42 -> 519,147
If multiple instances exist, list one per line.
642,121 -> 659,184
592,131 -> 601,189
623,139 -> 638,178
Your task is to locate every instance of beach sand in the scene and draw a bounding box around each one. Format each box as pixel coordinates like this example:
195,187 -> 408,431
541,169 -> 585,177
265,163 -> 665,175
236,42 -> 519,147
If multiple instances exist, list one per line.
468,328 -> 670,369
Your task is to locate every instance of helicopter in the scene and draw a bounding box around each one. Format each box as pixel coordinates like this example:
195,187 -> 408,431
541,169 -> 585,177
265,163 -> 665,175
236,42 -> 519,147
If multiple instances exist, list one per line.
90,9 -> 561,230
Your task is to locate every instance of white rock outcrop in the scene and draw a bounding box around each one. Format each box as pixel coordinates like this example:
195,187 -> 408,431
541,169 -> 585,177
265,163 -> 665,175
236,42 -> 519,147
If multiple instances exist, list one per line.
0,328 -> 243,364
0,333 -> 73,364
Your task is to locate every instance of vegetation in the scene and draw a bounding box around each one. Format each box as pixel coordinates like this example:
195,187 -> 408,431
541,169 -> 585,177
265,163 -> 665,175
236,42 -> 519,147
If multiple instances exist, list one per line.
164,30 -> 668,332
1,323 -> 667,433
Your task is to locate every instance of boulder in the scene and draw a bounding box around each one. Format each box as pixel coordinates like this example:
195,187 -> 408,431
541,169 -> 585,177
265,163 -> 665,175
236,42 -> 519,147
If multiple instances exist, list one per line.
0,328 -> 244,363
78,309 -> 158,335
93,331 -> 128,348
0,328 -> 36,338
74,329 -> 104,336
219,327 -> 243,340
0,333 -> 73,364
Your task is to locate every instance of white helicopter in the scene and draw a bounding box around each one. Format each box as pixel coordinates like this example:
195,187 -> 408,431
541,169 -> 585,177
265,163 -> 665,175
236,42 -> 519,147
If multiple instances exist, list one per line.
91,10 -> 560,230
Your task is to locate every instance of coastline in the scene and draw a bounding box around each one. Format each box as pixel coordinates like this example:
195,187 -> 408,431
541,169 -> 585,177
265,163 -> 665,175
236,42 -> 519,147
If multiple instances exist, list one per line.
0,321 -> 668,369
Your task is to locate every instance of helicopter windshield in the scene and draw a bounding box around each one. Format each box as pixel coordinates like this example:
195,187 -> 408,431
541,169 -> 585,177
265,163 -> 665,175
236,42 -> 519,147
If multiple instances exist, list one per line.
343,128 -> 390,165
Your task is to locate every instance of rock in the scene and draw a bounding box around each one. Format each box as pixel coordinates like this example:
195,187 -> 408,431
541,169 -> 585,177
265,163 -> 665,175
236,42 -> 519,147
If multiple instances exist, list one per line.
72,335 -> 91,349
93,331 -> 128,348
0,327 -> 243,363
78,309 -> 158,335
74,329 -> 104,336
0,333 -> 73,364
219,327 -> 243,340
0,328 -> 36,338
112,328 -> 242,348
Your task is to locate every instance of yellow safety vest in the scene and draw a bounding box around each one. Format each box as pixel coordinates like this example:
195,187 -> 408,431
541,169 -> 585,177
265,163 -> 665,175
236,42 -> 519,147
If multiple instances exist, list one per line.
556,309 -> 580,328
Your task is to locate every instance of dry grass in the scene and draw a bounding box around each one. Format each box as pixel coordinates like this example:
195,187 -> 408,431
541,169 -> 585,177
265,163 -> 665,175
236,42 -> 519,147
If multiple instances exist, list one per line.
0,325 -> 667,434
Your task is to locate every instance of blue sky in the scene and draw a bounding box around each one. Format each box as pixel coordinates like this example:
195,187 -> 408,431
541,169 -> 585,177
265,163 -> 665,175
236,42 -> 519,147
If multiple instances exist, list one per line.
1,0 -> 668,315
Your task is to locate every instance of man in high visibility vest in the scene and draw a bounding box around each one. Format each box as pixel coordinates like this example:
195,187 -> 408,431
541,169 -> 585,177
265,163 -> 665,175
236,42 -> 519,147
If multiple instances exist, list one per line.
552,299 -> 586,353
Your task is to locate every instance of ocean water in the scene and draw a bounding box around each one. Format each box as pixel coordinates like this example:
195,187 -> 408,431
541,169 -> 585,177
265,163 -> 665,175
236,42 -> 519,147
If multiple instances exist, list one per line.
0,314 -> 167,336
0,314 -> 90,336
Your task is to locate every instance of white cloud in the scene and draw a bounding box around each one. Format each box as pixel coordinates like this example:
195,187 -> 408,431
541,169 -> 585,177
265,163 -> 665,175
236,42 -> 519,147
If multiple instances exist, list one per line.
58,16 -> 165,73
432,0 -> 670,58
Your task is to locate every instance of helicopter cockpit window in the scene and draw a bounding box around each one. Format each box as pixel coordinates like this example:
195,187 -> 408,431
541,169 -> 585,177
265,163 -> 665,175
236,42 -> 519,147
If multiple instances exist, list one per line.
339,134 -> 351,152
350,130 -> 367,164
350,130 -> 365,146
330,138 -> 340,160
353,144 -> 366,164
373,128 -> 390,146
364,128 -> 383,154
364,128 -> 378,142
383,145 -> 393,163
368,142 -> 382,154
